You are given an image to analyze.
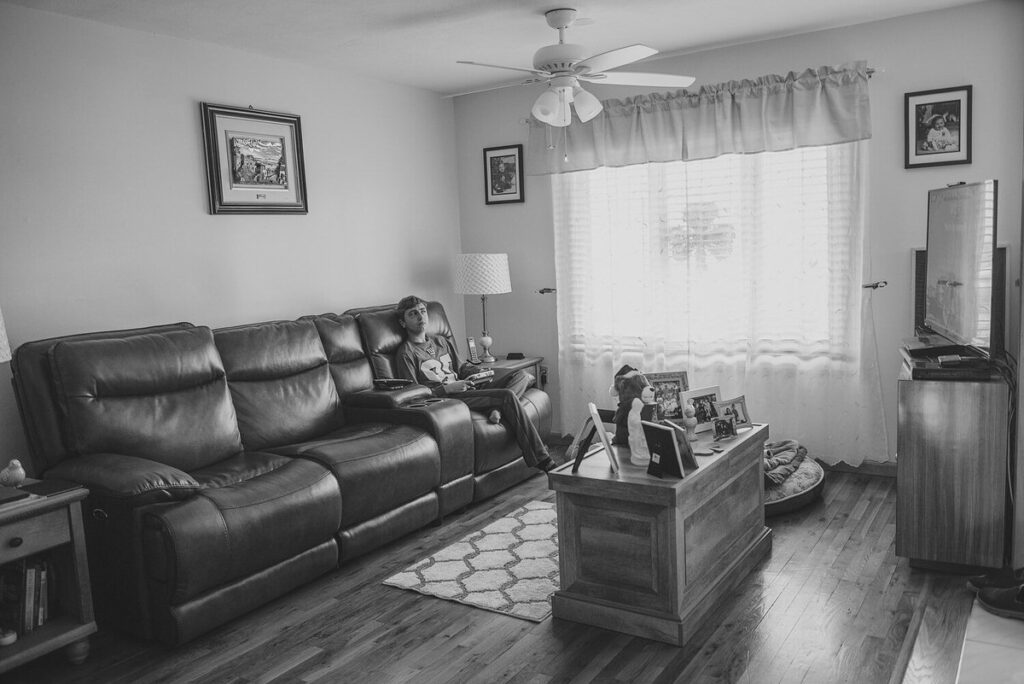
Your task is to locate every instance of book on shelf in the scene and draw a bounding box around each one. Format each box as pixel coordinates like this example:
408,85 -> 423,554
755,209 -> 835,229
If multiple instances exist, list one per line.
0,557 -> 56,635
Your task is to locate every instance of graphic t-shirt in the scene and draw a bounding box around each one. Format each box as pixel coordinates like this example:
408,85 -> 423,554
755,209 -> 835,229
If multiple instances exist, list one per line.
395,335 -> 463,395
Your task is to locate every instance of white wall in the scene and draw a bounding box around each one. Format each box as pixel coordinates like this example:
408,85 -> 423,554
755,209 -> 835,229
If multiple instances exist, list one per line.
454,0 -> 1024,460
0,3 -> 464,467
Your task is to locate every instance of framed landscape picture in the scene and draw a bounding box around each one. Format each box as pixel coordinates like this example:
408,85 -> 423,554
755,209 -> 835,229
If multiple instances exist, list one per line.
904,85 -> 972,169
200,102 -> 308,214
681,385 -> 721,433
645,371 -> 690,422
483,144 -> 524,204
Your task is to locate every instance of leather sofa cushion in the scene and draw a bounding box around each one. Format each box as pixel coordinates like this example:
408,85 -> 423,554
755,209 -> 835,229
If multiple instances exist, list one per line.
214,320 -> 342,451
50,327 -> 243,471
307,314 -> 375,395
10,322 -> 195,475
274,423 -> 439,527
141,451 -> 340,604
350,302 -> 455,379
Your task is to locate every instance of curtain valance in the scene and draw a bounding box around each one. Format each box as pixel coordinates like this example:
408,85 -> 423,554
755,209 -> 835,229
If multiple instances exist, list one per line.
526,61 -> 871,175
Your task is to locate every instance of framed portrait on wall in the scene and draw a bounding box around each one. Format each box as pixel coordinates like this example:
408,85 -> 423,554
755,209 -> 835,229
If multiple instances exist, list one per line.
904,85 -> 972,169
483,144 -> 524,204
200,102 -> 308,214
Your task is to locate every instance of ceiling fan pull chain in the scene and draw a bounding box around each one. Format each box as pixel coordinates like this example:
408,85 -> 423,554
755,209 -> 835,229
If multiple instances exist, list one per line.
563,126 -> 569,162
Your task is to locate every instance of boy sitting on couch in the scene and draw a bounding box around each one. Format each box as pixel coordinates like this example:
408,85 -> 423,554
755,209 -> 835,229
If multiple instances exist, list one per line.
394,295 -> 554,472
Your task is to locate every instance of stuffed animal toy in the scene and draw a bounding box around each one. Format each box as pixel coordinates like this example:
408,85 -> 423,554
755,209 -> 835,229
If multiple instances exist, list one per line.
610,365 -> 656,446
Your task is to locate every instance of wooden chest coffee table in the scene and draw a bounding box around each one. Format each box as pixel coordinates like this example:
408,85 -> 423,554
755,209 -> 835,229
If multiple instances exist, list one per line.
547,423 -> 770,645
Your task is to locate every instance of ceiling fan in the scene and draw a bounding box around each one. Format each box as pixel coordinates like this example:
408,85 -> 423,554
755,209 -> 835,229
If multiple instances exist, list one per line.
457,8 -> 695,127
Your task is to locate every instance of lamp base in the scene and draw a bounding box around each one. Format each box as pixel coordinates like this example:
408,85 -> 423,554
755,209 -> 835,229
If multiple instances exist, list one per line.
479,334 -> 495,363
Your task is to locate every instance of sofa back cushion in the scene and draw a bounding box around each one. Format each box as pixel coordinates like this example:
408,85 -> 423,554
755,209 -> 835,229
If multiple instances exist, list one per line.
214,319 -> 341,451
349,301 -> 456,378
50,326 -> 243,471
307,314 -> 375,395
11,322 -> 195,476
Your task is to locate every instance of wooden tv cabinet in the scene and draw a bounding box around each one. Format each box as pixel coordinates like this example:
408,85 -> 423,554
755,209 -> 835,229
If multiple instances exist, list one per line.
547,424 -> 771,645
896,366 -> 1011,570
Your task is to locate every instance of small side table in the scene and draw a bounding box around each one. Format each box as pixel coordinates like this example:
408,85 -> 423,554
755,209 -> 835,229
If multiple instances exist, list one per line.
0,484 -> 96,674
482,355 -> 545,387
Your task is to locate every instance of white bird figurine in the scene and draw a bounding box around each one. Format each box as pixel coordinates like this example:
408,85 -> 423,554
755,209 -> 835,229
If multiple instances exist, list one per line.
0,459 -> 26,487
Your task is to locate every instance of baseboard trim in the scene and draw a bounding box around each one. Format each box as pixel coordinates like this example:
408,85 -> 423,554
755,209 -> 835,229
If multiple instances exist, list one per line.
820,460 -> 896,478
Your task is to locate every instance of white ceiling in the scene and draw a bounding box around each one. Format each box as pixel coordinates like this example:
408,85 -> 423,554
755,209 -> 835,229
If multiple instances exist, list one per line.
6,0 -> 986,95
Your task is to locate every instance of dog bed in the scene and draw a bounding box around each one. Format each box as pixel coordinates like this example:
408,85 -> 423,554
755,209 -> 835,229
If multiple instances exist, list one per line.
763,440 -> 825,517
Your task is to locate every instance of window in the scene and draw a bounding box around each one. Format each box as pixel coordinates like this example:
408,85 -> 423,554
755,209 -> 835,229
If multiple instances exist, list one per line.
552,142 -> 863,362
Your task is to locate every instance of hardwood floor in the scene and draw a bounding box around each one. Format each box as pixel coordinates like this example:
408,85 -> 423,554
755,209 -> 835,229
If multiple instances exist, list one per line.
6,468 -> 975,683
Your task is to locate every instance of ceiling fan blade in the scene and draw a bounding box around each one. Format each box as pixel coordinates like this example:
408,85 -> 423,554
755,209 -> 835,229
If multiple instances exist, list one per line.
457,60 -> 548,77
444,78 -> 547,98
581,71 -> 696,88
574,44 -> 657,75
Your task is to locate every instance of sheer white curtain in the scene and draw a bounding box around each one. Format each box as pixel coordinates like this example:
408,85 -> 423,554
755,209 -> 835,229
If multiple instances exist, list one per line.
541,63 -> 887,465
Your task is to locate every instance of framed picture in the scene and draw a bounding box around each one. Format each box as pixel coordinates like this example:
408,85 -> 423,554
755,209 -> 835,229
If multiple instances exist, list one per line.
904,86 -> 972,169
588,402 -> 619,473
483,144 -> 524,204
200,102 -> 308,214
714,395 -> 752,431
712,416 -> 737,441
645,371 -> 690,422
681,385 -> 721,433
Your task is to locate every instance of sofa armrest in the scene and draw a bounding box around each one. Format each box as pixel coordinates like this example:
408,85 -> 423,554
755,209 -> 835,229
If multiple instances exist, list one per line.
345,399 -> 474,484
342,386 -> 432,409
45,453 -> 201,505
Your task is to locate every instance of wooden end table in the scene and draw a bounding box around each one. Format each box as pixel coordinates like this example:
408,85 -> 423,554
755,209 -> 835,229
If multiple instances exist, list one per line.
547,423 -> 771,646
0,484 -> 96,673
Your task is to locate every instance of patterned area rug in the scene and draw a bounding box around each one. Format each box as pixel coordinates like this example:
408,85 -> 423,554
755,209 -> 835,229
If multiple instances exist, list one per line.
383,500 -> 558,621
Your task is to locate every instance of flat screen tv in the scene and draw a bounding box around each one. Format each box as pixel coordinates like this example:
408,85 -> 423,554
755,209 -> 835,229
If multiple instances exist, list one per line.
921,179 -> 1003,358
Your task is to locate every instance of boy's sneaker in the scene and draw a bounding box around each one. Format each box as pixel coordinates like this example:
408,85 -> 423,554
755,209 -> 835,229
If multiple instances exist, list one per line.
967,568 -> 1024,592
978,585 -> 1024,620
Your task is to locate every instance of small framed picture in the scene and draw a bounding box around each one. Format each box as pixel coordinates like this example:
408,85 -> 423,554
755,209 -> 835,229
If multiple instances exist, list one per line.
712,416 -> 737,441
200,102 -> 308,214
904,85 -> 972,169
645,371 -> 690,422
588,402 -> 619,473
681,385 -> 721,433
714,395 -> 752,431
483,144 -> 524,204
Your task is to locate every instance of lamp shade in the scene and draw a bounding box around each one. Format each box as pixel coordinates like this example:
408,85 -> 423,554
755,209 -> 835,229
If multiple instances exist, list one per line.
531,89 -> 563,126
0,306 -> 10,364
573,87 -> 603,122
454,253 -> 511,295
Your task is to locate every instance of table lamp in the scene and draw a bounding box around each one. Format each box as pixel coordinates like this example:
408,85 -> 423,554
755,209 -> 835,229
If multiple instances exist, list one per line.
0,305 -> 10,364
454,253 -> 511,363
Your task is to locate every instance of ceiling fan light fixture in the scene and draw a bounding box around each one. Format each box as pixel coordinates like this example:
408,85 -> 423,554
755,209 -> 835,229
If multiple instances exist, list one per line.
572,87 -> 602,122
531,88 -> 562,125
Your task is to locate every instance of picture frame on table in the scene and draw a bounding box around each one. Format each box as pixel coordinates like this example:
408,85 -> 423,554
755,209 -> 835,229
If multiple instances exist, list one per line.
587,402 -> 619,472
645,371 -> 690,422
200,102 -> 308,214
681,385 -> 721,433
904,85 -> 972,169
483,144 -> 524,204
712,415 -> 737,441
714,395 -> 752,431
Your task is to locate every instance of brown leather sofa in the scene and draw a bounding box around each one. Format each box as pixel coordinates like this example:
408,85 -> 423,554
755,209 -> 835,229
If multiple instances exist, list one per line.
9,303 -> 551,645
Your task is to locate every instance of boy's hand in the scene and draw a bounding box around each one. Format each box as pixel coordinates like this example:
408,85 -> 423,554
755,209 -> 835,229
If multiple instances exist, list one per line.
445,380 -> 472,394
